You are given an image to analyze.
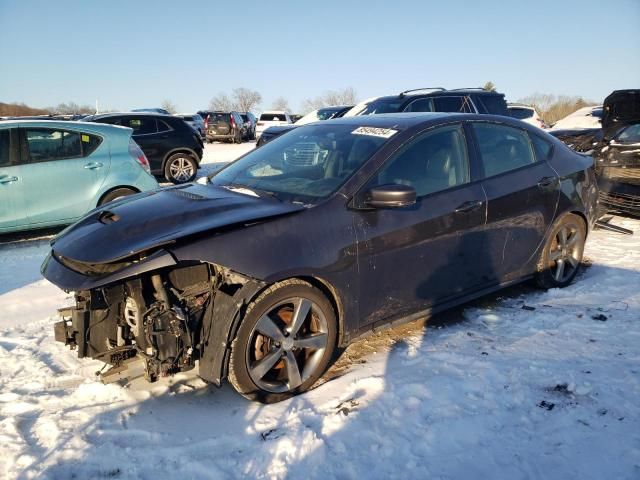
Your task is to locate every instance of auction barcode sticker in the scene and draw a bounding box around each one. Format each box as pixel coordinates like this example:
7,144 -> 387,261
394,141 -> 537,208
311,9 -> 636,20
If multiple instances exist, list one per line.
351,126 -> 398,138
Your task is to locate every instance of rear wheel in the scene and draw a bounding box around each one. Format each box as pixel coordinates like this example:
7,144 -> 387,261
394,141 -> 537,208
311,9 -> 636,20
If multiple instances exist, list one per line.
98,187 -> 137,206
535,214 -> 586,289
228,280 -> 337,403
164,153 -> 197,184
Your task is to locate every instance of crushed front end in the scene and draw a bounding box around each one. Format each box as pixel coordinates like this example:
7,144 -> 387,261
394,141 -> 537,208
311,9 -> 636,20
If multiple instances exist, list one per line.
53,262 -> 212,382
596,146 -> 640,216
46,253 -> 264,385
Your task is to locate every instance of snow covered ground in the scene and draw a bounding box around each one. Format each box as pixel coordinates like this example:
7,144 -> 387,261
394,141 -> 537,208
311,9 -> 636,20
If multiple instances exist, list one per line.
197,141 -> 255,179
0,144 -> 638,479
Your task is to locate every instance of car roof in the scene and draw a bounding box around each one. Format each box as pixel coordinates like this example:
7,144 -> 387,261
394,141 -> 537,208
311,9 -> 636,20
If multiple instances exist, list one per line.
507,103 -> 535,109
0,119 -> 133,134
313,112 -> 505,129
89,112 -> 174,119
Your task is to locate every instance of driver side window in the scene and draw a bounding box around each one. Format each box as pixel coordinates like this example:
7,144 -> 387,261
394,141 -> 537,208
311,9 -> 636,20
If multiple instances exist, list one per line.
367,124 -> 470,198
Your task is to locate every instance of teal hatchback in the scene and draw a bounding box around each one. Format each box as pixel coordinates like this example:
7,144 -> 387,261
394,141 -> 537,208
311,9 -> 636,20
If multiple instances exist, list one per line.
0,120 -> 159,233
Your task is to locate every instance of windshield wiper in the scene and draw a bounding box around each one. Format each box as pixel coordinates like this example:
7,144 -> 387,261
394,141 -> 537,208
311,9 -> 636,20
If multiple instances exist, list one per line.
220,183 -> 281,201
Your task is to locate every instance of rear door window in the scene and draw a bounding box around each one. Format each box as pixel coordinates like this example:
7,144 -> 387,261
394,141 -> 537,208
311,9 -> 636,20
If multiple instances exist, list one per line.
471,123 -> 537,178
530,133 -> 553,161
433,96 -> 474,113
123,117 -> 158,135
157,120 -> 173,133
25,128 -> 83,162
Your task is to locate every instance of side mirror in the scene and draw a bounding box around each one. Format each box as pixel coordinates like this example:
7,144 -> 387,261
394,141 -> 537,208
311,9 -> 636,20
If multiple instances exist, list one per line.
365,184 -> 416,208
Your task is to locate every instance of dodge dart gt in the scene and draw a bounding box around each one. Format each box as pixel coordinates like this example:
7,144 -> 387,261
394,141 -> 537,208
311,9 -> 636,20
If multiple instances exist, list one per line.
42,113 -> 598,402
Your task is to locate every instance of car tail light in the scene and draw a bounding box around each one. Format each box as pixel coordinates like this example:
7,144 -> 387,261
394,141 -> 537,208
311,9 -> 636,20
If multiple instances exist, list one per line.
204,116 -> 209,130
128,139 -> 151,174
230,115 -> 236,128
257,121 -> 264,126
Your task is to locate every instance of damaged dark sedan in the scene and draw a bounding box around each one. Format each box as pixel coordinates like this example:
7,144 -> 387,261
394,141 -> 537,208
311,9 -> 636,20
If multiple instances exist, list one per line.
42,113 -> 598,402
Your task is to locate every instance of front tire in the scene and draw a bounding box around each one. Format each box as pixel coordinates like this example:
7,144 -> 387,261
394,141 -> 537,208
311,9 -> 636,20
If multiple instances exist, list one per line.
228,280 -> 337,403
164,153 -> 198,184
535,214 -> 586,289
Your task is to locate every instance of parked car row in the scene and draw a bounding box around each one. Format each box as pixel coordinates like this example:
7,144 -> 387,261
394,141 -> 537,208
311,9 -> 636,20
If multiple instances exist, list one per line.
256,87 -> 511,148
82,112 -> 204,184
195,110 -> 257,143
256,105 -> 353,146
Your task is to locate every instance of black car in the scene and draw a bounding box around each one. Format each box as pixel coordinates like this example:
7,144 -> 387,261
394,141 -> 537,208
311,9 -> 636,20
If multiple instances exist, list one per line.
595,90 -> 640,216
349,87 -> 509,116
42,113 -> 597,403
84,113 -> 203,184
239,112 -> 257,140
550,90 -> 640,216
256,105 -> 354,147
198,111 -> 246,144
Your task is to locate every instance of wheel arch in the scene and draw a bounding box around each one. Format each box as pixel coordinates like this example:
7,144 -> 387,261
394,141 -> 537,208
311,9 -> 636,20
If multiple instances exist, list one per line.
569,209 -> 589,236
161,148 -> 201,171
293,275 -> 346,347
205,272 -> 346,386
96,185 -> 140,207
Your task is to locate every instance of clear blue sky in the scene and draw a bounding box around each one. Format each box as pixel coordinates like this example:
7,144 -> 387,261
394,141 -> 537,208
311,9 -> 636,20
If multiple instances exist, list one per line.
1,0 -> 638,113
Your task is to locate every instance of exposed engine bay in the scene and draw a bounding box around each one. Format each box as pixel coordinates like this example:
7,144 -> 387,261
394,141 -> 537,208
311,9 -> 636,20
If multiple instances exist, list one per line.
53,262 -> 260,384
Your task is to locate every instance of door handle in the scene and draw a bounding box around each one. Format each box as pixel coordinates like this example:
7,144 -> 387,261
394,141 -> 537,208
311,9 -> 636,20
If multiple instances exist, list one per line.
0,175 -> 18,184
454,200 -> 483,213
84,162 -> 103,170
537,176 -> 557,189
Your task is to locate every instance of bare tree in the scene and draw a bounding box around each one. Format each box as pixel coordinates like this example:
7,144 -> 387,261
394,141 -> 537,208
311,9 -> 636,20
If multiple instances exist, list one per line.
209,93 -> 234,111
483,81 -> 496,92
0,101 -> 49,116
301,87 -> 358,113
271,96 -> 291,111
161,99 -> 177,114
48,101 -> 94,115
232,87 -> 262,112
518,93 -> 596,125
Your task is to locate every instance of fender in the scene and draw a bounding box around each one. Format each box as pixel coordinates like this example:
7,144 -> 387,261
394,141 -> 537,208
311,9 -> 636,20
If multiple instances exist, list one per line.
198,273 -> 265,385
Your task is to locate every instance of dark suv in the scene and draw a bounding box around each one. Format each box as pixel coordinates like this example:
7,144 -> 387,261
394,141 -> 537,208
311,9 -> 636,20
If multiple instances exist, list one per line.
84,113 -> 203,184
349,87 -> 509,116
239,112 -> 257,140
198,111 -> 246,144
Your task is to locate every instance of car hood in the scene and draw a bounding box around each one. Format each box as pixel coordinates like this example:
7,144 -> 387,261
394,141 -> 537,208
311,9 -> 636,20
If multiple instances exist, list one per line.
264,125 -> 298,134
51,184 -> 305,264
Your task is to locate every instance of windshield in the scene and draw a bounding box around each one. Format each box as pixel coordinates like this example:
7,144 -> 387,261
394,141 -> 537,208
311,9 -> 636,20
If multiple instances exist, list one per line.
351,98 -> 403,116
210,124 -> 391,203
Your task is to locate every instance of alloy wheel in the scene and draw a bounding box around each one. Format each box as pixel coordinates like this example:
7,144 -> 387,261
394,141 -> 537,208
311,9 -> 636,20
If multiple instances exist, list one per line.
169,157 -> 195,182
548,224 -> 583,283
246,297 -> 329,393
